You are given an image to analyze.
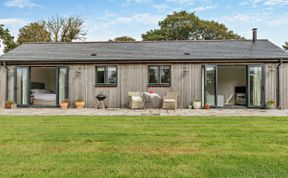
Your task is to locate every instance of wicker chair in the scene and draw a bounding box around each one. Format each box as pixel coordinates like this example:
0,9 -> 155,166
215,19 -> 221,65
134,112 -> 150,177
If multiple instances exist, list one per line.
128,92 -> 144,109
163,92 -> 178,110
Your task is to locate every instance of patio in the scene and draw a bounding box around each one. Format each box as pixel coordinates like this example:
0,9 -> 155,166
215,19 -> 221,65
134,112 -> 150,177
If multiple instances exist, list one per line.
0,108 -> 288,116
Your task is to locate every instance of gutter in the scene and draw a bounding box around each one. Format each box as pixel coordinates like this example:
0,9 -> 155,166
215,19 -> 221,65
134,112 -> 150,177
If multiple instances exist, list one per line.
276,59 -> 283,109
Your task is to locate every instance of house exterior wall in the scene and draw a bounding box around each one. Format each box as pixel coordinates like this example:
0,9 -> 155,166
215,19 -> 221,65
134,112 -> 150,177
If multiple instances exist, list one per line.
279,63 -> 288,109
68,64 -> 202,108
3,63 -> 281,109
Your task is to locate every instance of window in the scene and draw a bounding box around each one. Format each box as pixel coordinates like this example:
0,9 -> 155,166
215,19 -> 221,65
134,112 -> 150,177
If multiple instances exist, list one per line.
96,66 -> 117,86
148,65 -> 171,86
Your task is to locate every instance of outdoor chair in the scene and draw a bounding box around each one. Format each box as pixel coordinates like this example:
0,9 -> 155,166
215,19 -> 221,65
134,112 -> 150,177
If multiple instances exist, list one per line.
163,92 -> 178,110
128,92 -> 144,109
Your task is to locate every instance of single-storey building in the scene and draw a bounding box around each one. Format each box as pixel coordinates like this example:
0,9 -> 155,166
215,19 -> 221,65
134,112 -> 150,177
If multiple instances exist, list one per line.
1,29 -> 288,109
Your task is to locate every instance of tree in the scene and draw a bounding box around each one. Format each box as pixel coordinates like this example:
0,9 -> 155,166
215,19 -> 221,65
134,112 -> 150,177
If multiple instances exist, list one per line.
46,16 -> 86,42
114,36 -> 136,42
17,22 -> 51,44
142,11 -> 243,41
0,24 -> 17,53
284,42 -> 288,50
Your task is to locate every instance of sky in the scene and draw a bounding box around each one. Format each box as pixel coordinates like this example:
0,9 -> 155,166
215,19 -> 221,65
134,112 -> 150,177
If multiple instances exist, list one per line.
0,0 -> 288,54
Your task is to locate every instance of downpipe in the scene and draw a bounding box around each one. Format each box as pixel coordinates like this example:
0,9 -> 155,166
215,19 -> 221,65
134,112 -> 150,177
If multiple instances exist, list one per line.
0,61 -> 8,104
276,59 -> 283,109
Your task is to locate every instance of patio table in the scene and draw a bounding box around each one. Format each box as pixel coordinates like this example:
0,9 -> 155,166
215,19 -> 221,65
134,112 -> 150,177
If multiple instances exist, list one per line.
142,92 -> 161,109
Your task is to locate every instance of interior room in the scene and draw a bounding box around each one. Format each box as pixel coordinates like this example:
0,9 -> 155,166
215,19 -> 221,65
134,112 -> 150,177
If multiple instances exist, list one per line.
30,67 -> 57,107
218,65 -> 247,108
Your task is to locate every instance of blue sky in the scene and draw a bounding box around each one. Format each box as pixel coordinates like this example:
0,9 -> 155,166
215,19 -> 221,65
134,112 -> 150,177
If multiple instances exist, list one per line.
0,0 -> 288,53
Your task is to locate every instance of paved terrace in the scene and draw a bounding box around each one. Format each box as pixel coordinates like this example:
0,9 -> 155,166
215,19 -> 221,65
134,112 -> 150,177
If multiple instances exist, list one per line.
0,108 -> 288,116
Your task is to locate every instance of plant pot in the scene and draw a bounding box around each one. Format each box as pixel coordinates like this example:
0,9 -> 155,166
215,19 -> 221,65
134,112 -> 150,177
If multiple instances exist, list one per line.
204,104 -> 210,110
5,103 -> 12,109
266,103 -> 275,109
188,105 -> 192,109
11,104 -> 17,109
75,101 -> 85,109
193,101 -> 201,109
60,102 -> 69,109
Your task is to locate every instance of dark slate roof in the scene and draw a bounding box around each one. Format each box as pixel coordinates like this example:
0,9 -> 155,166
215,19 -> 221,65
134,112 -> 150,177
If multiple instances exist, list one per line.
1,40 -> 288,62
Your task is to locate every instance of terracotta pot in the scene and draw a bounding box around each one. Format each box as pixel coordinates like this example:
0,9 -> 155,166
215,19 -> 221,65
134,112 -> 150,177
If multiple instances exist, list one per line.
75,101 -> 85,109
204,104 -> 210,110
60,102 -> 69,109
5,103 -> 12,109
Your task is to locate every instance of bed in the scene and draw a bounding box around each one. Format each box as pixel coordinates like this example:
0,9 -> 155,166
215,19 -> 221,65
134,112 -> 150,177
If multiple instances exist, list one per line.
31,82 -> 56,106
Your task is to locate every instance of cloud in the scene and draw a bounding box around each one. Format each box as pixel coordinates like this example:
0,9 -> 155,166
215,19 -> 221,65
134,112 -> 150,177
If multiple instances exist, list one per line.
192,4 -> 217,12
253,0 -> 288,5
165,0 -> 195,6
85,12 -> 163,41
5,0 -> 40,8
0,18 -> 26,26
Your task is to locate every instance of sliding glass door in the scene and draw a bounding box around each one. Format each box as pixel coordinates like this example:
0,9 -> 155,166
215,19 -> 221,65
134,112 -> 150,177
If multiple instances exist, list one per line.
15,67 -> 30,106
203,65 -> 218,107
57,67 -> 69,105
247,65 -> 265,108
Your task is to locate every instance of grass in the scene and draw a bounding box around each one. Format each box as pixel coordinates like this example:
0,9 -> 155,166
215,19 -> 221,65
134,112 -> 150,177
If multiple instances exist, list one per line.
0,116 -> 287,177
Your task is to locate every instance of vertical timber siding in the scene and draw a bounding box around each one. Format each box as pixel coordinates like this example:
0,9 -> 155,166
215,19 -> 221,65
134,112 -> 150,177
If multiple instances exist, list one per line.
280,64 -> 288,109
68,64 -> 202,108
4,63 -> 282,109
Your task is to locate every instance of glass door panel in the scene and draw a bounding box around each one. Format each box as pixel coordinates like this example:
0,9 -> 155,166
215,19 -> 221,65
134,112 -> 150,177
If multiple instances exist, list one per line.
204,65 -> 218,107
15,67 -> 30,106
247,65 -> 265,108
57,67 -> 69,104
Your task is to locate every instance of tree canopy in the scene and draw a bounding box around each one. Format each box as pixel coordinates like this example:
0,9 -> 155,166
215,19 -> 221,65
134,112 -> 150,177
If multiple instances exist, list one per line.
46,16 -> 86,42
0,24 -> 17,53
142,11 -> 243,41
114,36 -> 136,42
17,22 -> 50,45
284,42 -> 288,50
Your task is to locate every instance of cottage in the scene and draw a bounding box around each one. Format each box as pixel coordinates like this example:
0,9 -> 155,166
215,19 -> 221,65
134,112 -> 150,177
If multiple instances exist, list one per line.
1,29 -> 288,109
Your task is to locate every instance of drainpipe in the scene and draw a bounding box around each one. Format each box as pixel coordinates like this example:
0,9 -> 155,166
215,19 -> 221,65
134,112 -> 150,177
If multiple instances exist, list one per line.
1,61 -> 8,102
276,59 -> 283,109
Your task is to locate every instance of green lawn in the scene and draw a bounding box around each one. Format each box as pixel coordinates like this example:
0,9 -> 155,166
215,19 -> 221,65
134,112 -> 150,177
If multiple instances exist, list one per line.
0,116 -> 287,177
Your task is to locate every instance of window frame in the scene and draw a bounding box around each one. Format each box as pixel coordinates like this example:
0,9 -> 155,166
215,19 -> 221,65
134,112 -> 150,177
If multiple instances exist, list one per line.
95,65 -> 118,87
148,65 -> 171,87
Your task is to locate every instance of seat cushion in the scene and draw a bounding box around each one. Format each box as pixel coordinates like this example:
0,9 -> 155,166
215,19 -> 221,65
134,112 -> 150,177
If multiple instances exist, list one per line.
132,96 -> 143,102
164,99 -> 175,103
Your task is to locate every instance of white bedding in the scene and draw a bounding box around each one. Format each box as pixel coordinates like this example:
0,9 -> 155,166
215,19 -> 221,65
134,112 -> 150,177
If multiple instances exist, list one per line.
32,93 -> 56,101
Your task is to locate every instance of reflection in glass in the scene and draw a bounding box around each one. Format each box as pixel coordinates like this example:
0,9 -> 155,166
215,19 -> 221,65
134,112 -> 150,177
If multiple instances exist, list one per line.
206,66 -> 216,106
16,68 -> 29,105
249,67 -> 262,107
96,67 -> 105,84
58,68 -> 68,103
161,66 -> 171,84
107,67 -> 117,84
149,66 -> 159,84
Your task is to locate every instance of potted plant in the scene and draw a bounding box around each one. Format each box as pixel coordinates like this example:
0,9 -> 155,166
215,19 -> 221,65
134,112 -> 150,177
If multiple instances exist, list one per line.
75,99 -> 85,109
266,100 -> 276,109
60,99 -> 69,109
5,100 -> 14,109
192,100 -> 201,109
204,103 -> 210,110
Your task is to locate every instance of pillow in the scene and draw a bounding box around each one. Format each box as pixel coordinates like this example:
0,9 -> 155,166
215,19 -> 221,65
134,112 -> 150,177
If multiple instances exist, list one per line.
31,89 -> 51,94
131,96 -> 142,102
31,89 -> 42,93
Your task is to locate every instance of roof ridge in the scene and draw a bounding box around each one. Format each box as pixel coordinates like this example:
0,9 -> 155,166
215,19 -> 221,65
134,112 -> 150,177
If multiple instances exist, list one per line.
23,39 -> 269,44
